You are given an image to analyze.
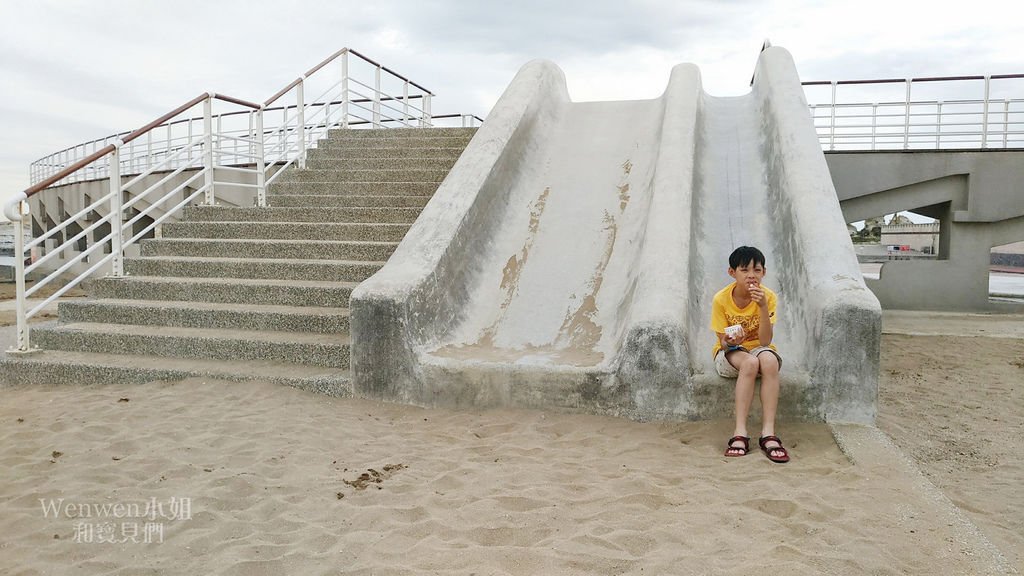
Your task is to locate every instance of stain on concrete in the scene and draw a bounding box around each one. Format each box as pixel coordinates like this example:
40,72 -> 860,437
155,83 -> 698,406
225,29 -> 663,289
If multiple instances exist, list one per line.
479,186 -> 551,346
556,159 -> 634,354
557,210 -> 616,352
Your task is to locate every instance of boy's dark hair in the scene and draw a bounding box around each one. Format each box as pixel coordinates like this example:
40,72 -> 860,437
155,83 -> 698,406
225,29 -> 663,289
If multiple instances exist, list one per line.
728,246 -> 766,270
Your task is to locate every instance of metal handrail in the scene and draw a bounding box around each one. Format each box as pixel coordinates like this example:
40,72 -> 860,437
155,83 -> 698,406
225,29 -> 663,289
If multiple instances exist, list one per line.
802,73 -> 1024,86
802,74 -> 1024,150
27,95 -> 464,186
5,47 -> 479,354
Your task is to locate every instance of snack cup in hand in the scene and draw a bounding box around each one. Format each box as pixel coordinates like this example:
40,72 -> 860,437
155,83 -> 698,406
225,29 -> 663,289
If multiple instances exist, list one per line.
725,324 -> 743,340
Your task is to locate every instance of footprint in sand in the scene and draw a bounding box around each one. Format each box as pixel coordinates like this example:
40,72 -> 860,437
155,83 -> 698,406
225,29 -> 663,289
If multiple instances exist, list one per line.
743,498 -> 798,519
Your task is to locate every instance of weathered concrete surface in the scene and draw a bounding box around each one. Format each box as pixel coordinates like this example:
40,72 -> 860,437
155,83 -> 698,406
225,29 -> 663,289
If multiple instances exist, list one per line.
828,151 -> 1024,311
351,47 -> 881,423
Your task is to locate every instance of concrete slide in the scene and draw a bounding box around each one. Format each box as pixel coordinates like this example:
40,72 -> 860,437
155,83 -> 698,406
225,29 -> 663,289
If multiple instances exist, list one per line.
351,47 -> 881,423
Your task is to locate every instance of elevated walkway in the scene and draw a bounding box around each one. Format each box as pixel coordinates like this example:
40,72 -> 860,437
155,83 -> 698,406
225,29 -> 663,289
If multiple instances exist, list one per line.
828,150 -> 1024,310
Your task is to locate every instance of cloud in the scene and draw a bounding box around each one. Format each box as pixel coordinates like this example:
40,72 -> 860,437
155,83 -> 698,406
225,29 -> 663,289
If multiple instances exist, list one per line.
1,0 -> 1020,205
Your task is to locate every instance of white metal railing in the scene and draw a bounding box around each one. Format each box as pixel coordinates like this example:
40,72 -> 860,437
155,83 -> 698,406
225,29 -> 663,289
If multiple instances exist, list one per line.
29,49 -> 482,188
803,74 -> 1024,151
4,47 -> 482,353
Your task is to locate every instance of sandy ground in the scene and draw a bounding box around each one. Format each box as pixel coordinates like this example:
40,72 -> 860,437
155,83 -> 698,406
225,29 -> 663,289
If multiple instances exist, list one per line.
0,313 -> 1020,574
0,280 -> 87,328
878,312 -> 1024,573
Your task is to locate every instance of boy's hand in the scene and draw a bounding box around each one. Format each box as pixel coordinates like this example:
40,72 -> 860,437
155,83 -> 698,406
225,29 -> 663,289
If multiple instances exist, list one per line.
722,327 -> 745,347
748,282 -> 767,308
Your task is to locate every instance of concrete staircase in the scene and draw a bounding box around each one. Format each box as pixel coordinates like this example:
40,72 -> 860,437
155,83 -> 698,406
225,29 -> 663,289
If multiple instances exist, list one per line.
1,127 -> 477,393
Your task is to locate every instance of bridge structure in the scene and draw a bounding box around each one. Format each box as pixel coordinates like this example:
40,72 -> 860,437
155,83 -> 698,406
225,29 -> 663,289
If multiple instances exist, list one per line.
804,73 -> 1024,310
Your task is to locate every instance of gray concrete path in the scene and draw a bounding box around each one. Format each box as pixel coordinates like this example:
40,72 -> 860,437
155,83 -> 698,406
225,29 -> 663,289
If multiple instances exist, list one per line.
882,309 -> 1024,338
831,424 -> 1017,574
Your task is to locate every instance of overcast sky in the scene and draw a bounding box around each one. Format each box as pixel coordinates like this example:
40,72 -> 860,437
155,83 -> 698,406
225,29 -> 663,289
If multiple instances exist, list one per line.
1,0 -> 1021,216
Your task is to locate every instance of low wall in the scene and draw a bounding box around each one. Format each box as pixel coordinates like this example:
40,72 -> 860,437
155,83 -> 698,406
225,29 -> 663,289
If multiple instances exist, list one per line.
828,152 -> 1024,310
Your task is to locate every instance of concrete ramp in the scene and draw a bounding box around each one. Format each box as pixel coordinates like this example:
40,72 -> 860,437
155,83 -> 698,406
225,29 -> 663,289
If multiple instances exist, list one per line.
351,47 -> 881,423
430,98 -> 663,365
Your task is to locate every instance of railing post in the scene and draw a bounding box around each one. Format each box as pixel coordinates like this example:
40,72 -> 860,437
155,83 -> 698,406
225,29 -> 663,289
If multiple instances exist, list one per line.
109,143 -> 124,277
827,82 -> 836,150
12,200 -> 30,352
216,113 -> 223,165
903,78 -> 912,150
1004,99 -> 1010,148
203,96 -> 215,205
373,65 -> 381,128
871,103 -> 877,150
256,106 -> 266,207
248,111 -> 255,162
341,51 -> 349,129
981,75 -> 991,148
936,101 -> 943,149
403,81 -> 410,127
421,93 -> 432,127
297,77 -> 307,169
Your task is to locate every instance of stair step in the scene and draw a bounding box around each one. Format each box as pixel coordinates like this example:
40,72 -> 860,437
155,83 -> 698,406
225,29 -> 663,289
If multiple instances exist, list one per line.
306,156 -> 458,170
319,135 -> 474,149
6,123 -> 472,390
182,206 -> 423,223
124,256 -> 383,282
140,238 -> 399,261
267,181 -> 439,196
89,276 -> 357,307
326,127 -> 477,139
58,299 -> 350,333
161,221 -> 413,241
33,322 -> 351,368
274,168 -> 449,184
307,146 -> 467,160
0,351 -> 352,395
266,195 -> 429,209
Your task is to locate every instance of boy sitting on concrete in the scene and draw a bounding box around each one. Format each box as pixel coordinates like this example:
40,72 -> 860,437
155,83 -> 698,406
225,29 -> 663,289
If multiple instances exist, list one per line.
710,246 -> 789,463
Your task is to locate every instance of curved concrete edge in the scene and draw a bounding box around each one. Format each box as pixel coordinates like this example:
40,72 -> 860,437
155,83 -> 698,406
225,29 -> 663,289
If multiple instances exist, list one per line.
350,60 -> 571,402
352,61 -> 709,419
753,47 -> 882,423
615,63 -> 701,416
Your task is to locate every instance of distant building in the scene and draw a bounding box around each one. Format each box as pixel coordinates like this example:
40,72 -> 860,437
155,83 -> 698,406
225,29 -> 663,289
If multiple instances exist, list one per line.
992,240 -> 1024,268
880,222 -> 939,254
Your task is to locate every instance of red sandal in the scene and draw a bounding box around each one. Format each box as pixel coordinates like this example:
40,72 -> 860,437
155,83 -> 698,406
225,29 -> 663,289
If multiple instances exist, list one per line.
724,435 -> 750,457
759,435 -> 790,463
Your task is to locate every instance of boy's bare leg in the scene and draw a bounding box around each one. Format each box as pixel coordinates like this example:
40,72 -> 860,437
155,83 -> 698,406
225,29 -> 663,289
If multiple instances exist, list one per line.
756,352 -> 785,458
728,351 -> 760,439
